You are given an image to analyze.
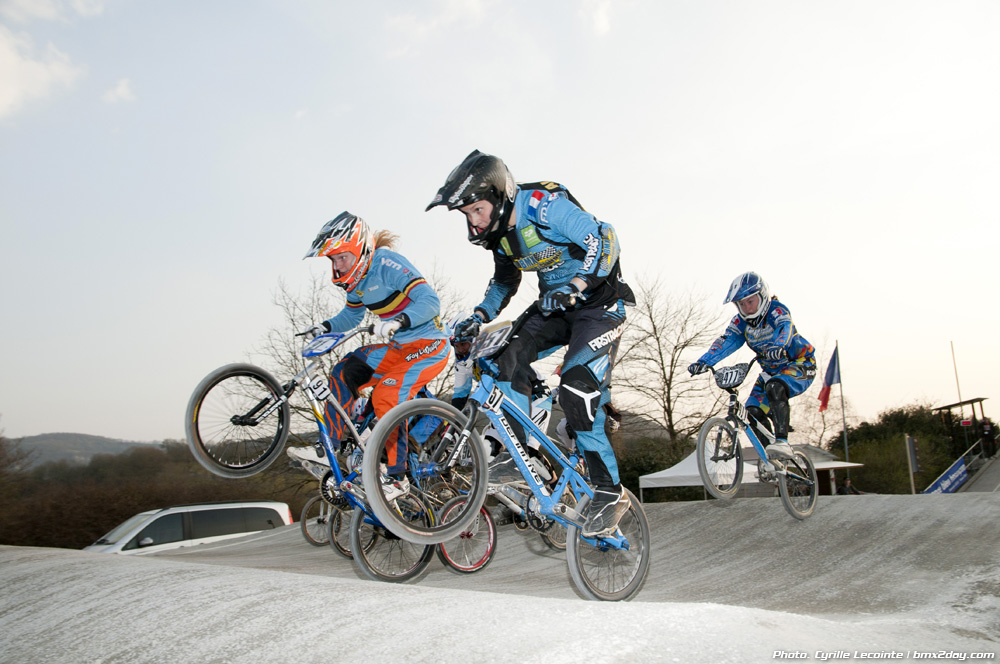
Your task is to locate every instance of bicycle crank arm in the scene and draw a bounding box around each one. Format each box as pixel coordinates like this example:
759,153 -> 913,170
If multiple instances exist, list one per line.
551,502 -> 585,526
340,480 -> 366,502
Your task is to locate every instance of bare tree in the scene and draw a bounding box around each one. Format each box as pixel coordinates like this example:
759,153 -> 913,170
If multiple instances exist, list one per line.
248,275 -> 357,443
256,274 -> 349,379
791,378 -> 860,455
420,261 -> 466,399
615,276 -> 726,442
809,393 -> 858,456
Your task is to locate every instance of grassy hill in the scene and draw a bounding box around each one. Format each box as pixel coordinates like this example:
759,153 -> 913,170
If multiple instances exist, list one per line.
16,433 -> 160,468
12,405 -> 672,470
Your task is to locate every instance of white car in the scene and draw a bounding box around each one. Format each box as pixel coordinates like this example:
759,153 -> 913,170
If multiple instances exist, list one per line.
83,500 -> 293,555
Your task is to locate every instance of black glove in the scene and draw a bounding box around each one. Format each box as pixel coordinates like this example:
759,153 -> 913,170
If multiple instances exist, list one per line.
299,321 -> 332,337
688,362 -> 708,376
763,347 -> 787,361
540,283 -> 580,314
453,313 -> 484,342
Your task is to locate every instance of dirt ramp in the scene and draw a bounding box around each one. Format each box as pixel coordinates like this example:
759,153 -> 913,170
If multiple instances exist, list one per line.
147,493 -> 1000,633
640,493 -> 1000,619
1,543 -> 994,663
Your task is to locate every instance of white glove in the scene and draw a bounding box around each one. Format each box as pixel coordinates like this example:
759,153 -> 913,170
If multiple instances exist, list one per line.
372,319 -> 403,339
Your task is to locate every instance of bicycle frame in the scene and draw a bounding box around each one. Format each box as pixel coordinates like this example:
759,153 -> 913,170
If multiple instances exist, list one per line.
458,324 -> 632,550
286,328 -> 378,518
709,362 -> 813,484
291,328 -> 449,523
721,390 -> 774,468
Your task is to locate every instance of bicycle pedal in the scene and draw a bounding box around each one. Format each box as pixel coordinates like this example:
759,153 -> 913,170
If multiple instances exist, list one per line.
586,526 -> 620,540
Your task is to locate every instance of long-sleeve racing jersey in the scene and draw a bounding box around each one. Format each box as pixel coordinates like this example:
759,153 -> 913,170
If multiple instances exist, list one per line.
473,182 -> 634,321
324,248 -> 447,344
696,298 -> 815,374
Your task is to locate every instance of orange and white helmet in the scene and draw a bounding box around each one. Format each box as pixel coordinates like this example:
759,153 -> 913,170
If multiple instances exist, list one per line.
305,212 -> 374,291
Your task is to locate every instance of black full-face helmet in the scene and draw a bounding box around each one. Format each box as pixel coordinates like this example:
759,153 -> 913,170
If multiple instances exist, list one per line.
425,149 -> 517,250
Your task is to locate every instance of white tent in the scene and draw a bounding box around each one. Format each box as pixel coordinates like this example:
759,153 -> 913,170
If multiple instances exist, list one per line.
638,445 -> 862,501
638,452 -> 712,489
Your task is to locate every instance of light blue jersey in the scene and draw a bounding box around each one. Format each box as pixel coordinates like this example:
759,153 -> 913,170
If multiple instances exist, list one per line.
474,183 -> 632,321
697,298 -> 815,373
324,248 -> 447,344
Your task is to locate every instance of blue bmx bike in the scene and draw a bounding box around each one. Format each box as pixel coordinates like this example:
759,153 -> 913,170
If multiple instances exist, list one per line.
361,305 -> 651,601
695,358 -> 819,520
185,326 -> 444,582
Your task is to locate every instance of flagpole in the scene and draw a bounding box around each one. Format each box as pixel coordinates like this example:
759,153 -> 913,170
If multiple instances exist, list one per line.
835,340 -> 850,475
951,341 -> 970,450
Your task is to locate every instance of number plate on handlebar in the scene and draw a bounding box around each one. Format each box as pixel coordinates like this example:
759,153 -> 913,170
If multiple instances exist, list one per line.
302,332 -> 348,358
715,363 -> 751,390
468,322 -> 513,361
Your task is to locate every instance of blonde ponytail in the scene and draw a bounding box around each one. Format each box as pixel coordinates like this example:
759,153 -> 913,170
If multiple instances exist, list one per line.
373,230 -> 399,250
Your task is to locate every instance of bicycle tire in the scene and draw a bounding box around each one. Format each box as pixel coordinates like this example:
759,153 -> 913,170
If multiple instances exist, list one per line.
328,503 -> 373,559
566,488 -> 650,601
300,495 -> 331,546
778,449 -> 819,520
696,416 -> 744,499
185,363 -> 290,478
435,495 -> 497,574
349,504 -> 434,583
327,504 -> 350,557
362,399 -> 488,546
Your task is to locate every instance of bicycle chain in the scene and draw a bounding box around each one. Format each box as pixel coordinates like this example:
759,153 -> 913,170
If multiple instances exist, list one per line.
320,470 -> 348,506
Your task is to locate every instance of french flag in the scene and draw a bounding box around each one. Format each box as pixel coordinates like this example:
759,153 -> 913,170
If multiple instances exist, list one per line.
818,346 -> 841,412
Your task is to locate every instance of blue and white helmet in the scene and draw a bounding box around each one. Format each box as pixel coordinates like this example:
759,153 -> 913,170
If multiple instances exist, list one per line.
445,311 -> 465,337
724,271 -> 770,326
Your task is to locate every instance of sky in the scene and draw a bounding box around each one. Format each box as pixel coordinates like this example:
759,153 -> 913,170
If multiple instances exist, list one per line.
1,0 -> 999,442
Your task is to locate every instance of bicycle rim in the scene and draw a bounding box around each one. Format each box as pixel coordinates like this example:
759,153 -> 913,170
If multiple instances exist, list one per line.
778,450 -> 819,520
327,504 -> 358,558
435,497 -> 497,574
696,417 -> 744,499
349,503 -> 434,583
566,489 -> 650,601
300,496 -> 331,546
363,399 -> 489,545
185,364 -> 290,478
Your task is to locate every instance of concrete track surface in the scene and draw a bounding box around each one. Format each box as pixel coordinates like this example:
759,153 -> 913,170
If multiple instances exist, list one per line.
2,494 -> 998,663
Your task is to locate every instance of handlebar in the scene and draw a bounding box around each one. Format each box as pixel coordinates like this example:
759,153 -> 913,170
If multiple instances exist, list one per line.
296,324 -> 374,339
705,356 -> 757,376
298,325 -> 374,359
701,357 -> 758,392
